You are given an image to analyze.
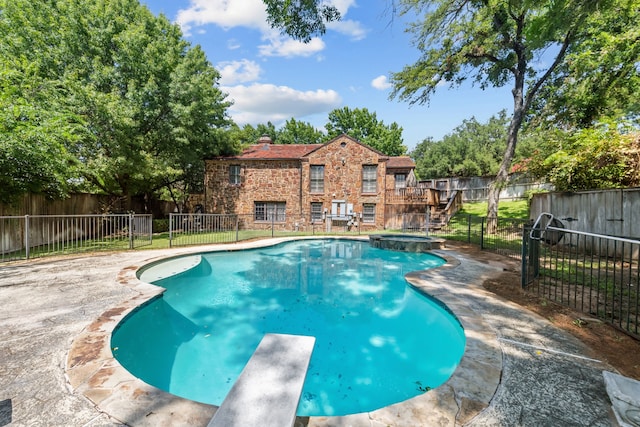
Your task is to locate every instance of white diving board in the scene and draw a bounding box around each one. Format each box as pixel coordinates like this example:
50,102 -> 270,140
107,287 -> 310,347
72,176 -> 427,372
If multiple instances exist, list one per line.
208,333 -> 316,427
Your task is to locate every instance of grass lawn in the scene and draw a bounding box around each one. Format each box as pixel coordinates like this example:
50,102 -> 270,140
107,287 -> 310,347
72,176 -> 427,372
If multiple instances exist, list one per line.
457,199 -> 530,219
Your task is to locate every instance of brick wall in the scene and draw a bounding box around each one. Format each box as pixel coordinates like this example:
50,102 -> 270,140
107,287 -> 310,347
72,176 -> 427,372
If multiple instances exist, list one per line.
303,136 -> 387,229
205,160 -> 302,219
205,135 -> 394,230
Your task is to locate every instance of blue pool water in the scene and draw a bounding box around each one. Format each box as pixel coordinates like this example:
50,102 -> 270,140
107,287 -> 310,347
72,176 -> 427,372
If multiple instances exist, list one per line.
111,239 -> 465,416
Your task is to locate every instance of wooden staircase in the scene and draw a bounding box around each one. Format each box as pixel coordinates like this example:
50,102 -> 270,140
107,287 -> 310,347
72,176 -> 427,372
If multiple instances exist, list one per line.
428,190 -> 463,230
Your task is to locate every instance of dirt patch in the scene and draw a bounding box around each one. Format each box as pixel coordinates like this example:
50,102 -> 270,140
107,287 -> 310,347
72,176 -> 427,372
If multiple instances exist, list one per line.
446,241 -> 640,381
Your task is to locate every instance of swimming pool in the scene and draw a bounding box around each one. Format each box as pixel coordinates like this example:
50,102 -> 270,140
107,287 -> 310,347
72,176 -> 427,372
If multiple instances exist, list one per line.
111,239 -> 465,416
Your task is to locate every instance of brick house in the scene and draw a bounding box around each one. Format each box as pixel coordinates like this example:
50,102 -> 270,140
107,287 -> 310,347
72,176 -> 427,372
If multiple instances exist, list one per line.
203,134 -> 436,232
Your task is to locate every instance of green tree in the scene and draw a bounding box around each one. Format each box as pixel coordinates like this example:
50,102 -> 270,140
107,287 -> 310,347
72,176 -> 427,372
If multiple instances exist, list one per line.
0,65 -> 81,204
0,0 -> 84,204
390,0 -> 615,225
277,118 -> 326,144
230,122 -> 279,145
412,111 -> 537,180
262,0 -> 340,42
325,107 -> 407,156
527,123 -> 640,191
412,111 -> 514,179
255,122 -> 279,142
1,0 -> 233,209
532,2 -> 640,129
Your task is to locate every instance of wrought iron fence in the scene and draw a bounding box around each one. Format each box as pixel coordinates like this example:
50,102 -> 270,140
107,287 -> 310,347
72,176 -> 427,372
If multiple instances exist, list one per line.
1,214 -> 152,262
2,211 -> 528,262
166,213 -> 364,247
523,213 -> 640,338
392,212 -> 527,259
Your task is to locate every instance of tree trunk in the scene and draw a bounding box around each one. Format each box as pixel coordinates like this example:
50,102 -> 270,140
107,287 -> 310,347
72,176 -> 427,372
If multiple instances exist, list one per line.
487,109 -> 524,232
487,54 -> 527,232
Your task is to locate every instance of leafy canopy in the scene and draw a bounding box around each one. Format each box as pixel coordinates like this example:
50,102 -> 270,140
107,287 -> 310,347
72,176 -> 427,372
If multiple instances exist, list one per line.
388,0 -> 632,221
325,107 -> 407,156
0,0 -> 234,207
238,108 -> 406,156
526,122 -> 640,191
262,0 -> 341,42
411,111 -> 534,179
531,0 -> 640,129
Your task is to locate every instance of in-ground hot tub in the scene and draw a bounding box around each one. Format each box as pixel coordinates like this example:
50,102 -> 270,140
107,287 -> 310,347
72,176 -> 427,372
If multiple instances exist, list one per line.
369,234 -> 445,252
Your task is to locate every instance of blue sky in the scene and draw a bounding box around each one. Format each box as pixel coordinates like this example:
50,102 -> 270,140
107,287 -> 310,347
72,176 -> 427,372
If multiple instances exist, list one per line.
141,0 -> 513,151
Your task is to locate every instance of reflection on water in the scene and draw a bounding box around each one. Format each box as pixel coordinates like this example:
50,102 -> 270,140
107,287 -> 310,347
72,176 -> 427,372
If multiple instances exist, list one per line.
111,239 -> 464,416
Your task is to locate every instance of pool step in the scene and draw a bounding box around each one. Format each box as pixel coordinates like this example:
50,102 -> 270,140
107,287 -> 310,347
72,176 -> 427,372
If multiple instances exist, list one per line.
208,333 -> 316,427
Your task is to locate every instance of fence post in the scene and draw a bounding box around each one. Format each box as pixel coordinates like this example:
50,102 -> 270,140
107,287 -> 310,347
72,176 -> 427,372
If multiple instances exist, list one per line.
467,215 -> 472,243
169,213 -> 173,248
235,215 -> 239,242
425,210 -> 430,236
24,215 -> 30,260
271,215 -> 275,238
480,217 -> 485,250
128,214 -> 134,249
521,226 -> 529,288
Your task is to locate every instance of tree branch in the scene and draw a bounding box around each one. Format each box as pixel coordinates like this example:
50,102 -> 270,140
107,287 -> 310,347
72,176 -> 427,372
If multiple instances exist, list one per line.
524,30 -> 573,112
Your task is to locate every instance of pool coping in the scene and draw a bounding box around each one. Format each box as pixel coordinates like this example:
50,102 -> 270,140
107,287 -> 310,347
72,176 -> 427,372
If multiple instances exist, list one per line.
65,236 -> 503,426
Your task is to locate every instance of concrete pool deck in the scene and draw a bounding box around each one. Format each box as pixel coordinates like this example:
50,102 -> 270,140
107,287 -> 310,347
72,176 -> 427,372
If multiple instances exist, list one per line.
0,237 -> 619,426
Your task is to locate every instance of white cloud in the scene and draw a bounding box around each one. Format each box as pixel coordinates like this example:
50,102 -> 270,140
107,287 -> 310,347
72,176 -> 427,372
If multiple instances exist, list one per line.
227,39 -> 242,50
176,0 -> 269,35
326,19 -> 368,41
176,0 -> 365,51
222,83 -> 342,125
371,75 -> 392,90
329,0 -> 358,15
217,60 -> 262,85
258,35 -> 326,58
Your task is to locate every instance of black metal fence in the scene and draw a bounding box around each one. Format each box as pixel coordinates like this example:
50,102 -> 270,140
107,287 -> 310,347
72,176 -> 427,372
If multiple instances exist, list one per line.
0,214 -> 152,262
166,213 -> 363,247
392,212 -> 527,260
522,213 -> 640,338
1,212 -> 527,263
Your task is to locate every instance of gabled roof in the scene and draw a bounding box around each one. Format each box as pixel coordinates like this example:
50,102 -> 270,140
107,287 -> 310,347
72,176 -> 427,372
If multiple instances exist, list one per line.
301,134 -> 388,158
211,134 -> 410,164
386,156 -> 415,169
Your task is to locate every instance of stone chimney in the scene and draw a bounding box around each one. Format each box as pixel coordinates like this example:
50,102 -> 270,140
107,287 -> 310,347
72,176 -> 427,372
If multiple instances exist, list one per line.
258,134 -> 273,144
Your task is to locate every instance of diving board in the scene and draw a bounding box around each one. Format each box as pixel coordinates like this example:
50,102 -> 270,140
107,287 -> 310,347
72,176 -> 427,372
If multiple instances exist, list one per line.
208,333 -> 316,427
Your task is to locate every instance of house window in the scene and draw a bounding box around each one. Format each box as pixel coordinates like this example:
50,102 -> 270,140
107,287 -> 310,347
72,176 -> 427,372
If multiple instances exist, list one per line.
310,165 -> 324,193
362,165 -> 377,193
229,165 -> 241,185
310,202 -> 323,222
363,204 -> 376,223
395,174 -> 407,189
254,202 -> 286,222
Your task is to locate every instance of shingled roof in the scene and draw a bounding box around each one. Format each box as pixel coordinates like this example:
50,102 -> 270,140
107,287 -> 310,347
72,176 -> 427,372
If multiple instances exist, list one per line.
386,156 -> 416,169
214,134 -> 414,167
236,143 -> 323,159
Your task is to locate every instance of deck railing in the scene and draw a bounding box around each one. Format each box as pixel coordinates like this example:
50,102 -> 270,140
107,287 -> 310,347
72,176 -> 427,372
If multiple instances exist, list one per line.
385,187 -> 439,205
